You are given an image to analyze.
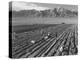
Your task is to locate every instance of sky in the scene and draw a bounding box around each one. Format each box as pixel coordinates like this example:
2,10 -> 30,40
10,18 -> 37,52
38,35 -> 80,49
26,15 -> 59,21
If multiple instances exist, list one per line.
11,1 -> 78,11
12,1 -> 50,11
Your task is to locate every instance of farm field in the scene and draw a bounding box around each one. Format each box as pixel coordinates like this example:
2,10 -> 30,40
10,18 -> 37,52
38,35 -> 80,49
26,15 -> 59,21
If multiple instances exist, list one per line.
12,24 -> 78,58
12,24 -> 58,33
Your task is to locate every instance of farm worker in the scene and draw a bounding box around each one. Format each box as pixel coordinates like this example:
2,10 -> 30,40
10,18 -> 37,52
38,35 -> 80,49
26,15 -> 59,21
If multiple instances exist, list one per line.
48,32 -> 50,36
31,40 -> 35,44
59,46 -> 63,52
55,32 -> 58,37
47,32 -> 52,38
44,36 -> 48,39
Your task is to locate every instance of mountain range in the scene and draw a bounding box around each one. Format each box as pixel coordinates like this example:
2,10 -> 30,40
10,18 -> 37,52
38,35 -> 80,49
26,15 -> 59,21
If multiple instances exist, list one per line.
9,7 -> 78,18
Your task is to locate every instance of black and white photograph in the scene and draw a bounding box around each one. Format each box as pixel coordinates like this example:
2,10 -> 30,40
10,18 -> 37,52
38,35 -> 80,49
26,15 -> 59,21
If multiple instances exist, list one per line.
9,1 -> 78,58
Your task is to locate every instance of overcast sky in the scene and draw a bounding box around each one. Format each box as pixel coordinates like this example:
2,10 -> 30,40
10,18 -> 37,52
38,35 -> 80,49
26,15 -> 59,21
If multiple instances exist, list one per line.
11,1 -> 78,11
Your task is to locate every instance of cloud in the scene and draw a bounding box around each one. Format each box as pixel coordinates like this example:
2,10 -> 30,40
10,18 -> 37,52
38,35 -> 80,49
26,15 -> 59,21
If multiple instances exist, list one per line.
12,1 -> 50,11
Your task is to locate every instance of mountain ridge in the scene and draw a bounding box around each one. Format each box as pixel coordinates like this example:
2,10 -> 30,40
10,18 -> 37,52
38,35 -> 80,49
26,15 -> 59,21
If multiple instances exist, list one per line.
10,7 -> 78,18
